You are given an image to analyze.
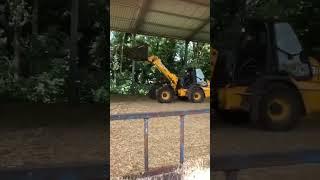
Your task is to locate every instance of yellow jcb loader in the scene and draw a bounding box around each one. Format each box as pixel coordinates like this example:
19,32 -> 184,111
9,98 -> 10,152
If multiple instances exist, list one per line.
126,45 -> 210,103
212,18 -> 320,131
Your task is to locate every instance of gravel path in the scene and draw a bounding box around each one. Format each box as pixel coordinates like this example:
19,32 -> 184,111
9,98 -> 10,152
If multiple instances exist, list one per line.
213,114 -> 320,180
110,95 -> 210,177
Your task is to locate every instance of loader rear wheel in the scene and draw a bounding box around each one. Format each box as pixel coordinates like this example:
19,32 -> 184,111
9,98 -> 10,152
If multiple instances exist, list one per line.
157,86 -> 174,103
258,84 -> 302,131
188,88 -> 205,103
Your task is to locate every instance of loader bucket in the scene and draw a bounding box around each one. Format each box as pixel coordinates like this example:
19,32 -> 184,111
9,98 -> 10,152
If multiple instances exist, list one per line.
124,45 -> 149,61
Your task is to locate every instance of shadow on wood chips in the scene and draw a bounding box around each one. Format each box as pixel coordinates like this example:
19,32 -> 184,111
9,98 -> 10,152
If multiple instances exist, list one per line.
0,103 -> 107,128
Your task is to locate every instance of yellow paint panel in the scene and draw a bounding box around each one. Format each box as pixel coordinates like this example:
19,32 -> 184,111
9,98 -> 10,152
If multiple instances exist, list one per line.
217,86 -> 248,110
178,88 -> 187,97
295,81 -> 320,114
203,87 -> 210,98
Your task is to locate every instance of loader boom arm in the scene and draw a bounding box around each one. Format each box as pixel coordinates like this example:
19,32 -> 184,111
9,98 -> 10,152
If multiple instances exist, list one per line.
148,56 -> 179,90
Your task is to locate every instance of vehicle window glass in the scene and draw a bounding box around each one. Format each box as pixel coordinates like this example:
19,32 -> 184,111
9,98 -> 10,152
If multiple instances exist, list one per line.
196,69 -> 205,83
274,23 -> 302,55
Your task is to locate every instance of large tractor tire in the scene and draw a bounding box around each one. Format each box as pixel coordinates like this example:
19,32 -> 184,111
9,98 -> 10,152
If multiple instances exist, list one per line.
188,87 -> 205,103
257,83 -> 302,131
157,85 -> 174,103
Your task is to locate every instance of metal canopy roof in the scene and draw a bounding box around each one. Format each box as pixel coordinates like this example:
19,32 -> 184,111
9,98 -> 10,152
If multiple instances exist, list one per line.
110,0 -> 210,42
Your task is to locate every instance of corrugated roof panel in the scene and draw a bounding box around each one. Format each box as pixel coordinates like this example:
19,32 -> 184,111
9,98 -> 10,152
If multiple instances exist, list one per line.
144,11 -> 204,30
192,32 -> 210,41
110,0 -> 210,42
110,5 -> 139,21
140,23 -> 191,39
111,18 -> 133,32
188,0 -> 210,5
201,23 -> 210,33
111,0 -> 143,8
150,0 -> 209,20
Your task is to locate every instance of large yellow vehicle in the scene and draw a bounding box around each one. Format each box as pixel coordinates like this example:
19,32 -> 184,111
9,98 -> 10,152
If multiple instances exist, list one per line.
127,45 -> 210,103
212,18 -> 320,131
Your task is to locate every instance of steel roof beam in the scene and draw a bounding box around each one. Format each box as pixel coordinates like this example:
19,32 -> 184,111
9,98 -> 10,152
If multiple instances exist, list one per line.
144,22 -> 195,32
111,21 -> 209,36
132,0 -> 152,33
143,21 -> 209,34
149,9 -> 207,22
186,18 -> 209,41
179,0 -> 209,7
111,28 -> 209,43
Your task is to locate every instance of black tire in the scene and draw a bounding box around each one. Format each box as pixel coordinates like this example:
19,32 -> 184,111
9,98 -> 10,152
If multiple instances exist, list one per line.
214,109 -> 249,124
157,85 -> 174,103
258,83 -> 302,131
188,87 -> 205,103
148,86 -> 157,99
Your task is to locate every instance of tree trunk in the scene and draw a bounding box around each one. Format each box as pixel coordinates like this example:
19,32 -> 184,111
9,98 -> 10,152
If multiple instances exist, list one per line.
69,0 -> 80,104
131,34 -> 136,93
120,33 -> 125,73
12,27 -> 20,80
32,0 -> 39,36
183,40 -> 189,69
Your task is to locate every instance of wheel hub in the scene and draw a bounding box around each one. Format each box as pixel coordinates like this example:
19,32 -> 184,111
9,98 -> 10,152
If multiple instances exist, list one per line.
194,93 -> 200,100
267,98 -> 290,121
161,91 -> 170,100
269,102 -> 283,115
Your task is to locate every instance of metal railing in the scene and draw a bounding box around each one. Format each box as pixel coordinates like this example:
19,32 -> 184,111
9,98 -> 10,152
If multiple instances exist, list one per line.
213,149 -> 320,180
111,109 -> 210,173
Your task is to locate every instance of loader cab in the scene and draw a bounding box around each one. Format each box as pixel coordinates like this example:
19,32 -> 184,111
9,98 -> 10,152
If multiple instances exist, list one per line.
273,22 -> 312,80
213,19 -> 312,87
181,68 -> 208,88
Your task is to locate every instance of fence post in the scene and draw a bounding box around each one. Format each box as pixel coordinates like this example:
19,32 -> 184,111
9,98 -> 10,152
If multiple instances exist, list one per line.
180,115 -> 185,164
144,118 -> 149,172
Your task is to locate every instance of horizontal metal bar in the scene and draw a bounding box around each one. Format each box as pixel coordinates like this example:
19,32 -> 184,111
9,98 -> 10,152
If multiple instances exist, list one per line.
143,21 -> 209,34
142,21 -> 195,32
149,9 -> 207,22
0,162 -> 107,180
179,0 -> 210,7
110,28 -> 210,43
111,16 -> 209,34
213,149 -> 320,172
111,109 -> 209,121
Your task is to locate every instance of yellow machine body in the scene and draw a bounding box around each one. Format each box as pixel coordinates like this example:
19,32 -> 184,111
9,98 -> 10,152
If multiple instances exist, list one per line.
212,48 -> 320,115
147,55 -> 210,101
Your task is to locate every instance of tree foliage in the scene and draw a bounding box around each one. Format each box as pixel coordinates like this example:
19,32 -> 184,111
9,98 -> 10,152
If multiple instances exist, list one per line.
0,0 -> 107,103
213,0 -> 320,55
110,32 -> 210,95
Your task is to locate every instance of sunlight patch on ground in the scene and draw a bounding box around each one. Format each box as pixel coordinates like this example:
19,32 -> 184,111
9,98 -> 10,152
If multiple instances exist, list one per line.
111,158 -> 210,180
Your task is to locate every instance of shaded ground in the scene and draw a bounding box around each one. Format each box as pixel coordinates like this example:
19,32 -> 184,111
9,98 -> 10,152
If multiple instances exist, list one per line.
0,104 -> 106,169
110,95 -> 210,177
213,113 -> 320,180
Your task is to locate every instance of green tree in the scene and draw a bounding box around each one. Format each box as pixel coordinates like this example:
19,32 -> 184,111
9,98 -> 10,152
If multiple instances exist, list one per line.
110,32 -> 210,96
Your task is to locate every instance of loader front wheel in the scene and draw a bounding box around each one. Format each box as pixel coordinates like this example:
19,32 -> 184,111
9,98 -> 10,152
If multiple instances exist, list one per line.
258,83 -> 302,131
157,86 -> 174,103
188,87 -> 205,103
